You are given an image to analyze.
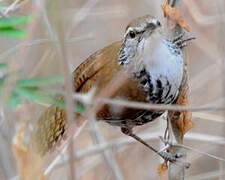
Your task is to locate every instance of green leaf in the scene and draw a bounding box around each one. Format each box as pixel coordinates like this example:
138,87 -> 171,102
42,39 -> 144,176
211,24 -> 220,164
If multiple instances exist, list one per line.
75,104 -> 85,114
0,27 -> 26,38
15,88 -> 55,104
0,86 -> 21,106
0,2 -> 5,8
0,63 -> 7,68
0,16 -> 31,28
14,87 -> 85,113
0,75 -> 6,86
7,91 -> 21,106
17,75 -> 64,87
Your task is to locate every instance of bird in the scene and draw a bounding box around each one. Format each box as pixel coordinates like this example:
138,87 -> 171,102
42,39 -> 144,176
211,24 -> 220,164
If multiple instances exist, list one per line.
34,15 -> 192,162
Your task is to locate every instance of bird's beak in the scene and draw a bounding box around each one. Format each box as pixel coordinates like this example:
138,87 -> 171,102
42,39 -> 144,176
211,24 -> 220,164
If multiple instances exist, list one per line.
151,19 -> 161,29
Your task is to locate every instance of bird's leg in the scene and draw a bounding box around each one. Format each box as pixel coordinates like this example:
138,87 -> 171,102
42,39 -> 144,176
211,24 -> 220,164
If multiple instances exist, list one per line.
164,117 -> 169,141
121,127 -> 182,163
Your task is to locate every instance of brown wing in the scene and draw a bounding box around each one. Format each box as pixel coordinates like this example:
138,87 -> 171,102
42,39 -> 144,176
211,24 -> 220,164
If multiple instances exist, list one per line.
72,41 -> 148,120
33,41 -> 147,155
33,41 -> 123,154
73,41 -> 123,92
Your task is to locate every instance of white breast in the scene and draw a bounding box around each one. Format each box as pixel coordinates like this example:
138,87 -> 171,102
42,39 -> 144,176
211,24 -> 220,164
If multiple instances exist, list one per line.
143,36 -> 184,103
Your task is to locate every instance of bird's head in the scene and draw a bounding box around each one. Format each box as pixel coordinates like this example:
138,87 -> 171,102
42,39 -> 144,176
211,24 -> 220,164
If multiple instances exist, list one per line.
118,15 -> 161,66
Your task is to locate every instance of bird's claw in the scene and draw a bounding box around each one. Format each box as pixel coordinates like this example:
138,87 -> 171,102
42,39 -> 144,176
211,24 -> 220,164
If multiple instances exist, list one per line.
159,151 -> 178,162
159,151 -> 191,169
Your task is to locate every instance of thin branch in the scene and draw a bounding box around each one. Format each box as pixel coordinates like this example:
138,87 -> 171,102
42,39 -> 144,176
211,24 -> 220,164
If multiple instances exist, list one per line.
87,118 -> 124,180
66,0 -> 100,39
0,39 -> 51,61
186,170 -> 225,180
99,98 -> 225,112
3,0 -> 29,15
184,0 -> 225,26
160,137 -> 225,162
192,112 -> 225,123
67,142 -> 75,180
0,36 -> 92,61
50,132 -> 225,167
29,49 -> 55,77
48,1 -> 76,179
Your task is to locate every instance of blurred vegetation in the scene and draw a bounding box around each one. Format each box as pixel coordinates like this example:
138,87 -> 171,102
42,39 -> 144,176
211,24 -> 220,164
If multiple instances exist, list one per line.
0,11 -> 86,113
0,15 -> 30,38
0,13 -> 84,113
0,14 -> 64,106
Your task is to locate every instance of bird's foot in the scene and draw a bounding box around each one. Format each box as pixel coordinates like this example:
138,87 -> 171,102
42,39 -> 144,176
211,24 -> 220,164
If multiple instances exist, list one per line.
158,136 -> 191,168
159,151 -> 190,169
162,152 -> 191,169
159,151 -> 180,162
121,127 -> 190,168
121,126 -> 133,135
121,127 -> 191,168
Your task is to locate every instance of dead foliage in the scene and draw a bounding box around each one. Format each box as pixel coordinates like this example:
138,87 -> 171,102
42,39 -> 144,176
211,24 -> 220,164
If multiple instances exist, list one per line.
161,0 -> 190,32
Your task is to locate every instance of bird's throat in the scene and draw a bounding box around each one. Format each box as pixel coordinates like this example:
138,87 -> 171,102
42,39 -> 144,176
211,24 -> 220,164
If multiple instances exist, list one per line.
125,39 -> 184,105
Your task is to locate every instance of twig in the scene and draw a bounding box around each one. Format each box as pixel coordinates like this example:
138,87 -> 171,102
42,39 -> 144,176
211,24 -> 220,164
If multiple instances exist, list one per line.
217,1 -> 225,180
87,118 -> 124,180
184,0 -> 225,26
48,1 -> 77,179
165,0 -> 189,179
29,49 -> 55,77
186,170 -> 225,180
160,136 -> 225,162
99,98 -> 225,112
0,39 -> 51,61
190,63 -> 220,93
192,112 -> 225,123
73,154 -> 103,179
3,0 -> 28,15
48,131 -> 225,169
67,142 -> 75,180
66,0 -> 100,39
0,35 -> 93,61
66,33 -> 94,44
39,5 -> 131,179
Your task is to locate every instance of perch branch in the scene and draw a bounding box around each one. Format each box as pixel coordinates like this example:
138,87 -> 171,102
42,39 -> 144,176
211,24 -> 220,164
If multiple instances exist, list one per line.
163,0 -> 192,180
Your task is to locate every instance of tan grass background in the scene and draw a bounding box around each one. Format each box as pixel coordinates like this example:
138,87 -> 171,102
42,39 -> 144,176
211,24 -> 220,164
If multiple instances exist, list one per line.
0,0 -> 225,180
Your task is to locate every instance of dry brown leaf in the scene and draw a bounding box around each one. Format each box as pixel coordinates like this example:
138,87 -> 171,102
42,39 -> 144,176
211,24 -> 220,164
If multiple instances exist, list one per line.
12,128 -> 45,180
175,85 -> 194,135
161,0 -> 190,32
167,61 -> 194,143
158,161 -> 168,180
168,87 -> 194,138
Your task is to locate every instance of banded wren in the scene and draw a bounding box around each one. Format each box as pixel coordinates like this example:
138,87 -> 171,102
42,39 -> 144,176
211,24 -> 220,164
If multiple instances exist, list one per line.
35,15 -> 190,162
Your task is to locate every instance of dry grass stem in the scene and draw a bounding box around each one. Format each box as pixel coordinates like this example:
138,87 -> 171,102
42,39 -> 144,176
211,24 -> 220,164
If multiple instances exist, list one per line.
0,0 -> 224,179
100,98 -> 225,112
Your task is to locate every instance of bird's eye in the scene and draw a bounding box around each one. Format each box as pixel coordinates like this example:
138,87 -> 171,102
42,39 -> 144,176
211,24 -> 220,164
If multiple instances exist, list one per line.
129,31 -> 136,38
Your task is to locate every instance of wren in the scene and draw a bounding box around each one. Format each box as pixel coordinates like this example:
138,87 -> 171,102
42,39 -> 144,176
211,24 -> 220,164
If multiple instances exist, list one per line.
34,15 -> 190,162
